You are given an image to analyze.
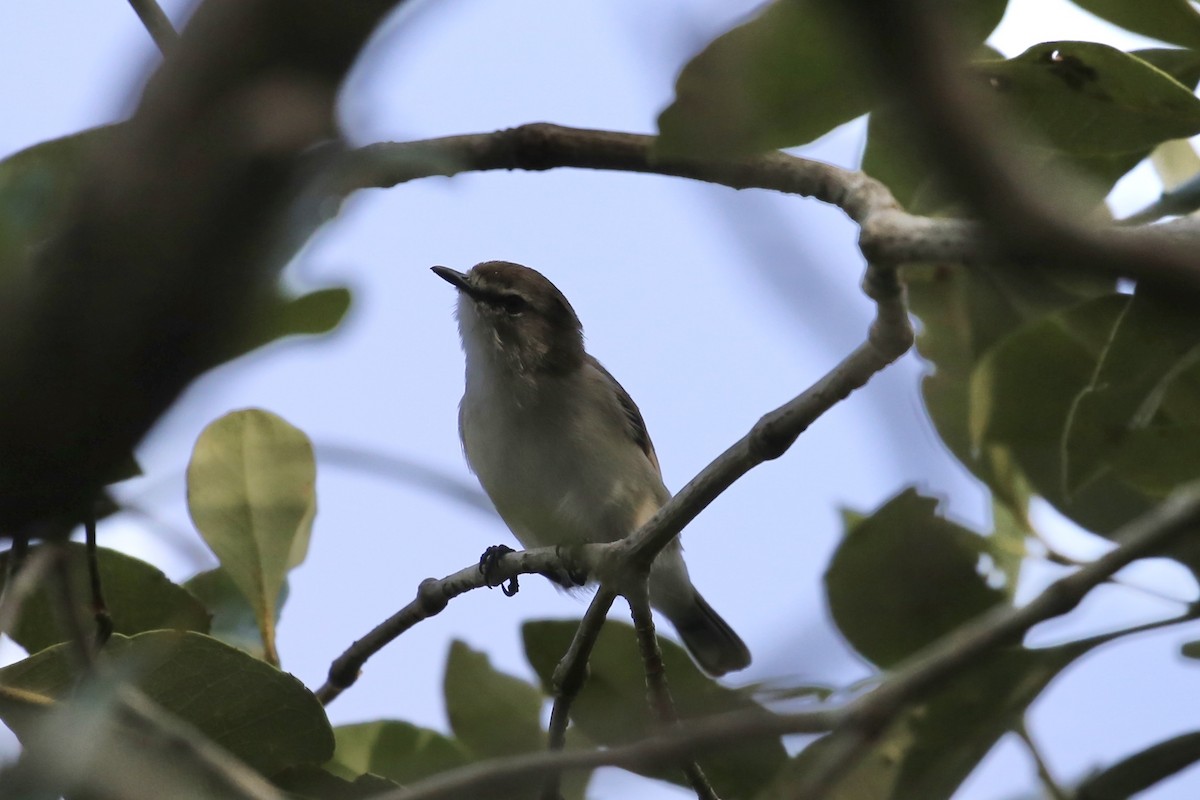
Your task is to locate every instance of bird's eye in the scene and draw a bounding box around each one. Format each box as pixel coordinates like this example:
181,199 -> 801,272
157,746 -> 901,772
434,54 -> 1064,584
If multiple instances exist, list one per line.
499,294 -> 527,315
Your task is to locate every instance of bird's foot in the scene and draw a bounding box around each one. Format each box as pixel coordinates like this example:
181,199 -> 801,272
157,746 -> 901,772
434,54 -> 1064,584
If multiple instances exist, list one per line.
479,544 -> 520,597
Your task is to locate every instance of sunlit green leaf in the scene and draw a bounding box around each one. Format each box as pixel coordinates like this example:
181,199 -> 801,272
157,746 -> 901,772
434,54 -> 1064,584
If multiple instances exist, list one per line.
825,489 -> 1008,668
524,619 -> 786,797
0,543 -> 209,655
187,409 -> 316,665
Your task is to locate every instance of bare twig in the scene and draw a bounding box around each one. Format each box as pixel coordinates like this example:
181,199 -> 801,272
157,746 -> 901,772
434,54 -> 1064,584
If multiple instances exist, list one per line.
124,0 -> 180,54
316,544 -> 607,704
1015,720 -> 1068,800
627,590 -> 719,800
541,588 -> 616,800
84,509 -> 113,647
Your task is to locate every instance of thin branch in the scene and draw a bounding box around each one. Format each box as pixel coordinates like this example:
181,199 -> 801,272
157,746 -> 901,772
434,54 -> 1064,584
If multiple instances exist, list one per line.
331,123 -> 1200,290
541,588 -> 616,800
85,508 -> 113,647
125,0 -> 180,54
316,544 -> 606,705
373,704 -> 838,800
627,590 -> 719,800
795,482 -> 1200,796
1015,720 -> 1068,800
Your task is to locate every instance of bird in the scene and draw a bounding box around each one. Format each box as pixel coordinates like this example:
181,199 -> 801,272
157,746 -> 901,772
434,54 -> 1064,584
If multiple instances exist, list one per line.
432,260 -> 750,676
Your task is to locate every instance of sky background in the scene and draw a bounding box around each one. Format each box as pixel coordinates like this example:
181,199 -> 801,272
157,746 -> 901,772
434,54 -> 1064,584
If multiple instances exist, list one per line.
1,1 -> 1199,797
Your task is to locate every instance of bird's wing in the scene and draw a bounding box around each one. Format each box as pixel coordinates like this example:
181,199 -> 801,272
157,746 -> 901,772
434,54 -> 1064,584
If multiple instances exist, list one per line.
586,355 -> 662,475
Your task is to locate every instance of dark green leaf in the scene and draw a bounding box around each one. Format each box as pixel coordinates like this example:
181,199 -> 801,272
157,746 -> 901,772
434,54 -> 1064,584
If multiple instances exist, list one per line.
1066,0 -> 1200,49
1062,289 -> 1200,497
0,631 -> 333,775
825,489 -> 1008,668
524,619 -> 786,798
0,543 -> 210,655
183,567 -> 288,660
1134,48 -> 1200,91
1075,731 -> 1200,799
274,765 -> 399,800
969,293 -> 1155,534
187,408 -> 316,664
219,287 -> 353,367
328,721 -> 471,785
1182,639 -> 1200,659
976,42 -> 1200,156
657,0 -> 1005,158
443,640 -> 546,758
771,645 -> 1092,800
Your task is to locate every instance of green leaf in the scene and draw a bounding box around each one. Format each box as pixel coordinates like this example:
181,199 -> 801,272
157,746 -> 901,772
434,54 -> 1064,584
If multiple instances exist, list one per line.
1061,289 -> 1200,497
656,1 -> 872,158
657,0 -> 1005,158
443,640 -> 546,759
1182,640 -> 1200,659
769,644 -> 1092,799
0,631 -> 334,775
1074,731 -> 1200,799
328,721 -> 471,785
274,766 -> 400,800
1134,48 -> 1200,91
969,293 -> 1156,534
183,567 -> 288,660
825,489 -> 1008,668
524,619 -> 786,798
0,543 -> 209,655
1066,0 -> 1200,49
187,409 -> 316,665
904,259 -> 1112,518
976,42 -> 1200,156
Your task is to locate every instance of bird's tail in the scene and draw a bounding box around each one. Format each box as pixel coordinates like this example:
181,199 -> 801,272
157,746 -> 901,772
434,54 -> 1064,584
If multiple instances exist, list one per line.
666,591 -> 751,677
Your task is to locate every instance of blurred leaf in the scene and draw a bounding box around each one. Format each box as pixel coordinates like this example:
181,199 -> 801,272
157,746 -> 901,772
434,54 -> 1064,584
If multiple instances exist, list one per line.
274,766 -> 399,800
328,721 -> 471,785
1074,731 -> 1200,799
0,126 -> 117,274
825,489 -> 1008,668
218,287 -> 352,367
187,409 -> 316,664
976,42 -> 1200,156
524,619 -> 786,798
0,543 -> 209,655
444,640 -> 546,759
772,644 -> 1093,799
1065,0 -> 1200,49
1150,139 -> 1200,191
657,0 -> 1004,158
758,713 -> 916,799
891,643 -> 1093,798
1183,640 -> 1200,659
0,631 -> 333,775
183,567 -> 287,660
656,0 -> 871,158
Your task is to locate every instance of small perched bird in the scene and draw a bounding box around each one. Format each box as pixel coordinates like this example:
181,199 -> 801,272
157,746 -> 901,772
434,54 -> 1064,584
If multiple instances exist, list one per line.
433,261 -> 751,676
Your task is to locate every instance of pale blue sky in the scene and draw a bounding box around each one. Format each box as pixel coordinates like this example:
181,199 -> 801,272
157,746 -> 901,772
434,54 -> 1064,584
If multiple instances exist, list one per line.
0,1 -> 1196,797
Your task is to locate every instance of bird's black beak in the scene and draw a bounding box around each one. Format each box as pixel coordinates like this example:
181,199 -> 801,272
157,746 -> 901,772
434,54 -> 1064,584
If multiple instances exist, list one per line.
431,266 -> 473,295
